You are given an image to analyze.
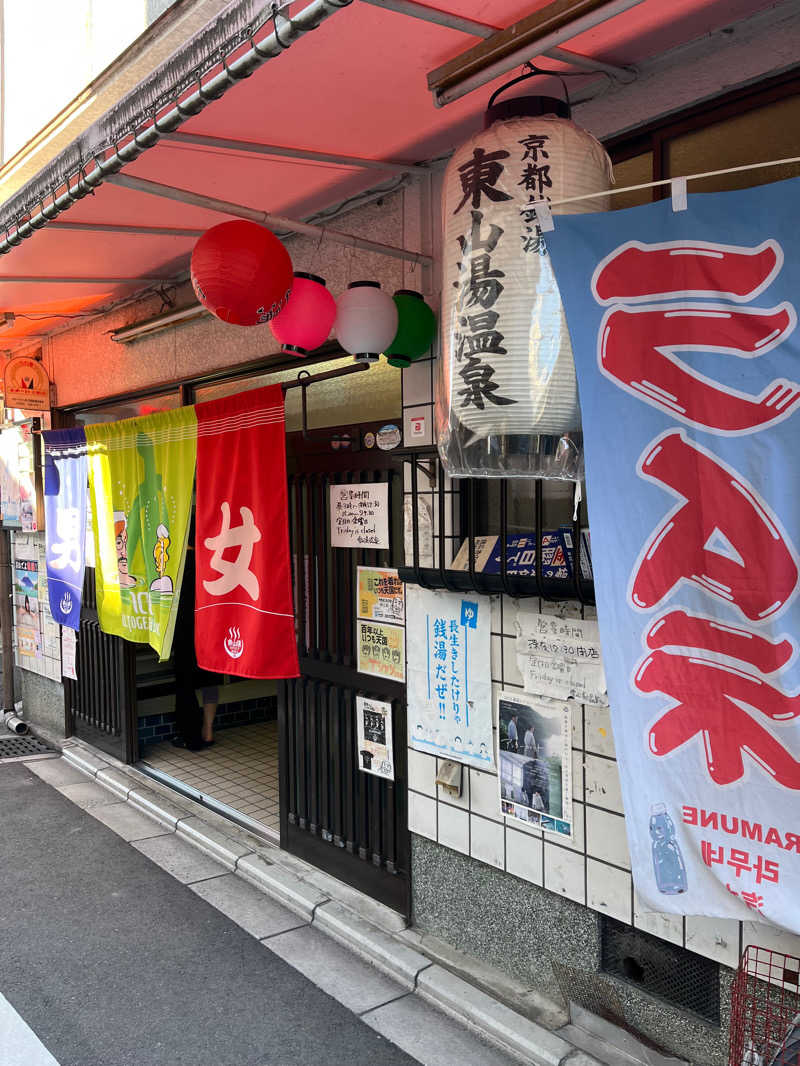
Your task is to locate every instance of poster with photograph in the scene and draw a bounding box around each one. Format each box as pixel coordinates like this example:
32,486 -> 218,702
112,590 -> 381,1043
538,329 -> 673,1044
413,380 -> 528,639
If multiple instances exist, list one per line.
356,695 -> 395,780
357,566 -> 404,624
357,620 -> 405,682
497,690 -> 573,840
0,423 -> 37,529
14,555 -> 41,659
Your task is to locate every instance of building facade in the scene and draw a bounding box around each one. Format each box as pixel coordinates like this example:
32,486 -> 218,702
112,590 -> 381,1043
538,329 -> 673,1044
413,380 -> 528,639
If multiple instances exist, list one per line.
1,2 -> 800,1062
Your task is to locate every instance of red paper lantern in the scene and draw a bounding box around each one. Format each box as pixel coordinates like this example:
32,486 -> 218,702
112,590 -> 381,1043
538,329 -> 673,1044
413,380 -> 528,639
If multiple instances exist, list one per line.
191,220 -> 293,327
269,273 -> 336,356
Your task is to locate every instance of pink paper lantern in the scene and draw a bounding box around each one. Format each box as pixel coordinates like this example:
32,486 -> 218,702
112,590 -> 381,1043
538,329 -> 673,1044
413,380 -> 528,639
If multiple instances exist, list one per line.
269,273 -> 336,356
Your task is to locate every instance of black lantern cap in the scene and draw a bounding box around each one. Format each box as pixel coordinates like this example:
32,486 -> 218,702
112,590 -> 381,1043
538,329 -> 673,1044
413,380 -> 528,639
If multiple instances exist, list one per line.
484,94 -> 569,129
294,271 -> 327,286
348,280 -> 381,289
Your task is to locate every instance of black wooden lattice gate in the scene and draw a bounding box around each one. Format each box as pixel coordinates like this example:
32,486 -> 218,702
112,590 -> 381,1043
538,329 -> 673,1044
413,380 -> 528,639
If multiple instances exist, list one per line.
279,427 -> 410,915
64,568 -> 138,763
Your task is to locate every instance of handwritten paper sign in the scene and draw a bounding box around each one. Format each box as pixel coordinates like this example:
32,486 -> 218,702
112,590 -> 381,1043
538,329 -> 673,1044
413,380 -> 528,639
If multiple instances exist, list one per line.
516,608 -> 608,706
516,611 -> 603,663
330,483 -> 389,549
357,566 -> 404,624
518,654 -> 608,706
357,619 -> 405,682
356,695 -> 395,780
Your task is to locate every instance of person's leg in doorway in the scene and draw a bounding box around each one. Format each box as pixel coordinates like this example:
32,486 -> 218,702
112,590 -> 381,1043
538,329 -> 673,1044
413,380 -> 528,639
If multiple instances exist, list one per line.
201,687 -> 219,745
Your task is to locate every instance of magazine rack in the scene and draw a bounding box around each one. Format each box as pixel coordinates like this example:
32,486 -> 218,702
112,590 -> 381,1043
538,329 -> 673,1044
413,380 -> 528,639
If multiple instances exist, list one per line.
397,449 -> 595,605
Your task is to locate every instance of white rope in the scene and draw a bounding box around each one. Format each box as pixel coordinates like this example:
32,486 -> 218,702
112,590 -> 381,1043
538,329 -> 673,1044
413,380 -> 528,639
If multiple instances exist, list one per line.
546,155 -> 800,210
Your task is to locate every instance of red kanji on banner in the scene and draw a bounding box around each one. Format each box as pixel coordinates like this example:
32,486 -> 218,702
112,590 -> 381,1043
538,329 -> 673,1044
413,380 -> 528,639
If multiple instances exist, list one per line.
636,647 -> 800,787
592,239 -> 799,433
592,239 -> 783,304
646,609 -> 795,674
631,430 -> 798,621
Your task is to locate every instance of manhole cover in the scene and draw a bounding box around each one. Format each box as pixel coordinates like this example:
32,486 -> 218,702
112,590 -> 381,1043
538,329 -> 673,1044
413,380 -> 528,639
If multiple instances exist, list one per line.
0,734 -> 55,761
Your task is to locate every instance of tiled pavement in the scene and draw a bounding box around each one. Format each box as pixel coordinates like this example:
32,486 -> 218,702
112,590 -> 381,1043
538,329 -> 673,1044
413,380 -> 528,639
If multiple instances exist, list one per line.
142,720 -> 280,832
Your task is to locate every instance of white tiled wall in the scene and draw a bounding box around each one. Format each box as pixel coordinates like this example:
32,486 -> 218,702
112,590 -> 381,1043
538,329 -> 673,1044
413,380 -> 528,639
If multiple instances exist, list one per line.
399,357 -> 800,972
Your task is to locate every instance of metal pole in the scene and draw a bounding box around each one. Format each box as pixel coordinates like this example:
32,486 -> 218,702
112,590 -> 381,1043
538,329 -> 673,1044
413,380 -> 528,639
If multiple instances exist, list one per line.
0,275 -> 175,284
105,172 -> 432,265
160,131 -> 424,175
0,0 -> 354,257
51,221 -> 204,238
0,528 -> 15,713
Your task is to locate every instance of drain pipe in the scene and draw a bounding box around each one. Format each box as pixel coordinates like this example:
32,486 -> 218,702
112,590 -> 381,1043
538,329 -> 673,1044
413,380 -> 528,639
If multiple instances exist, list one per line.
0,528 -> 16,718
3,710 -> 28,735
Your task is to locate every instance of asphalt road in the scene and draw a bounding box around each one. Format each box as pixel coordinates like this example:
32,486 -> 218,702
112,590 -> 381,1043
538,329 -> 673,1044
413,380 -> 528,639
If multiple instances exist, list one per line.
0,761 -> 418,1066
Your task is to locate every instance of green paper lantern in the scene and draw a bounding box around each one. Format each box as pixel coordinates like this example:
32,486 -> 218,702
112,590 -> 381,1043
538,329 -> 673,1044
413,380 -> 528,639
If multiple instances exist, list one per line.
385,290 -> 437,369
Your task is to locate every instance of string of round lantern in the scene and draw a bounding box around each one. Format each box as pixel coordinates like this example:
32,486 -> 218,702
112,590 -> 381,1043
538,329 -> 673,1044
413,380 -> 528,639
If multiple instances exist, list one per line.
334,281 -> 398,363
191,220 -> 293,327
269,272 -> 336,356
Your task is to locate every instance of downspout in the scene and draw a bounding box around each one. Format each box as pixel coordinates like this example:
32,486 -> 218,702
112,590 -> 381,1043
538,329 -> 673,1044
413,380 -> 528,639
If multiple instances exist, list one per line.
0,527 -> 16,719
0,0 -> 352,255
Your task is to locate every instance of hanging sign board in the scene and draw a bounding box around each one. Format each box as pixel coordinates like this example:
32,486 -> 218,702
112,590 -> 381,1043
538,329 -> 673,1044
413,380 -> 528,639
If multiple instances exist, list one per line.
406,586 -> 494,769
357,619 -> 405,682
497,689 -> 573,841
4,356 -> 50,412
357,566 -> 404,624
547,176 -> 800,933
330,483 -> 389,549
356,695 -> 395,780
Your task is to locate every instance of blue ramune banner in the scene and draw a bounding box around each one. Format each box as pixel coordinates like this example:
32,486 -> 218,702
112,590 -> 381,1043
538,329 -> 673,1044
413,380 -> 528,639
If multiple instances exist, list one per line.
43,428 -> 88,630
547,177 -> 800,934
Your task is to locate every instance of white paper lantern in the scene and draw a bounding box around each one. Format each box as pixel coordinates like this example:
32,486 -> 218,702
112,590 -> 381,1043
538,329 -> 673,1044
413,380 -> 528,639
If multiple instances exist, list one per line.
440,94 -> 611,472
335,281 -> 399,363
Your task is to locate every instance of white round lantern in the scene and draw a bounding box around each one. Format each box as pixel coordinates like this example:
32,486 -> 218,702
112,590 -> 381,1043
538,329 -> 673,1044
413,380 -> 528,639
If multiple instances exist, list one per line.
335,281 -> 399,363
439,89 -> 611,478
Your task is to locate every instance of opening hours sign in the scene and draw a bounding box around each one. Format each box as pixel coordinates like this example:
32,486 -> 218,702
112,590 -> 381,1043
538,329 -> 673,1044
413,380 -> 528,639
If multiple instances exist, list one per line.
548,176 -> 800,934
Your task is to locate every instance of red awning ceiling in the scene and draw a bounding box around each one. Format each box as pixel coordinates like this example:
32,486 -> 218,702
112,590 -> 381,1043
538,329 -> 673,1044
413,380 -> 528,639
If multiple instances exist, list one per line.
0,0 -> 776,346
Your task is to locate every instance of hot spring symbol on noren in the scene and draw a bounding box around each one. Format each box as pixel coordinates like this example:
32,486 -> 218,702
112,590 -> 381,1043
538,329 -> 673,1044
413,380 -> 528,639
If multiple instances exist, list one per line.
224,626 -> 244,659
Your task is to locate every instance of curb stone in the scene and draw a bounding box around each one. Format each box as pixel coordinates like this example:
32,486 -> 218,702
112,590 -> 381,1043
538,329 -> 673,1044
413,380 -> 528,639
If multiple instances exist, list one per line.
61,743 -> 603,1066
417,964 -> 582,1066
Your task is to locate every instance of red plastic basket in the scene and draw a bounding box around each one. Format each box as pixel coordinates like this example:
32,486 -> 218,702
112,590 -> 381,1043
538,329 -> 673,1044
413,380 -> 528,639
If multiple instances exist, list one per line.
729,945 -> 800,1065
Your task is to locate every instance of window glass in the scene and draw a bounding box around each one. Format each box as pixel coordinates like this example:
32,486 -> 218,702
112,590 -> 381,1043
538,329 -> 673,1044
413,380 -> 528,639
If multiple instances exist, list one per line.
194,355 -> 402,432
74,391 -> 181,426
610,152 -> 654,210
666,96 -> 800,193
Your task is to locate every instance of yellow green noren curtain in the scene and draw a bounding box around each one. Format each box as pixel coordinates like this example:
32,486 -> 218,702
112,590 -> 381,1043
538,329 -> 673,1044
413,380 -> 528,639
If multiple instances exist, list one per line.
85,407 -> 198,661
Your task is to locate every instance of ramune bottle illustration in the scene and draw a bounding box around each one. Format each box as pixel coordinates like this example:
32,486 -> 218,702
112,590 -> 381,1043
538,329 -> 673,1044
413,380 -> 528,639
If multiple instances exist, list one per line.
650,803 -> 687,894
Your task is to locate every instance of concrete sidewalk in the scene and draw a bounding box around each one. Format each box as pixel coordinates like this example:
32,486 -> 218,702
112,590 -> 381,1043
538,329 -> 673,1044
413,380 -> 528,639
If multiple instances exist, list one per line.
0,759 -> 527,1066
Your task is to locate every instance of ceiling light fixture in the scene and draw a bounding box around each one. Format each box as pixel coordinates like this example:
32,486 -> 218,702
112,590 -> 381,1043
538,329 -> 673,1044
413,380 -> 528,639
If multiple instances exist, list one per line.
110,304 -> 208,343
427,0 -> 644,107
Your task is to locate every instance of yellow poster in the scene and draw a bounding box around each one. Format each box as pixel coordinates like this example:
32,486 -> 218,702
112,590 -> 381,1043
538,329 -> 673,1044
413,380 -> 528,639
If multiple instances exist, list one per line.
356,620 -> 405,683
357,566 -> 404,624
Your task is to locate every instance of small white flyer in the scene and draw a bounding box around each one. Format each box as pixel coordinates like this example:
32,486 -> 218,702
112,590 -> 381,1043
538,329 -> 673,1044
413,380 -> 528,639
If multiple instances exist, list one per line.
356,695 -> 395,780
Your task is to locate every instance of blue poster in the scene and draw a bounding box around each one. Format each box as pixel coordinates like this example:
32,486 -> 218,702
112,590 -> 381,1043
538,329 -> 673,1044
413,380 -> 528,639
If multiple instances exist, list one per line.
547,177 -> 800,933
43,428 -> 87,630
